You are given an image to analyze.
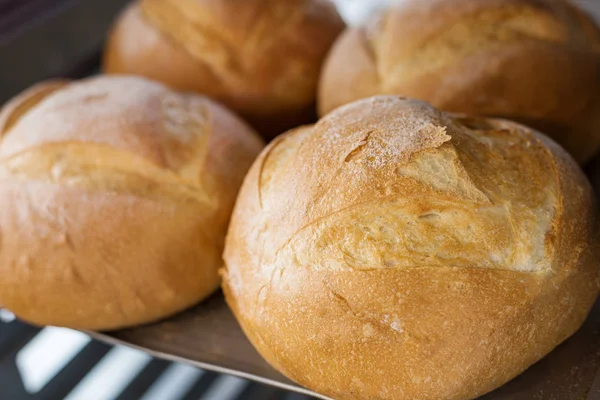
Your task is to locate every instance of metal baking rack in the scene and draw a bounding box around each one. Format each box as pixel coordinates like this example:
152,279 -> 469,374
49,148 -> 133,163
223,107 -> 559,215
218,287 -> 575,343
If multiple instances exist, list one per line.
0,309 -> 307,400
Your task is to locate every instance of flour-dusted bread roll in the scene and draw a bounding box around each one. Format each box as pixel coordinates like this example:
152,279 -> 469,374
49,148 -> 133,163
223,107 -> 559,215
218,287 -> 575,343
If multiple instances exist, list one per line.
223,96 -> 599,400
104,0 -> 345,139
319,0 -> 600,163
0,76 -> 263,330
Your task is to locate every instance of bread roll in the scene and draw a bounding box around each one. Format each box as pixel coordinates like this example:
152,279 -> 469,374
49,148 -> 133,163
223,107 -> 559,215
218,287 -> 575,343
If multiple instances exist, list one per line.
318,0 -> 600,163
104,0 -> 345,139
0,75 -> 263,330
223,96 -> 599,400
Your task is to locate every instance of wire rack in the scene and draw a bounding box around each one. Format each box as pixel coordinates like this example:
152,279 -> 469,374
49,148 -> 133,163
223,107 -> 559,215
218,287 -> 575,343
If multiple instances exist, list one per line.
0,312 -> 313,400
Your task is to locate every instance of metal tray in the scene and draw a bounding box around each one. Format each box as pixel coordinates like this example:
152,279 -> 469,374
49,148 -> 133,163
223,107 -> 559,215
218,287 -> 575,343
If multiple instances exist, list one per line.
2,0 -> 600,399
88,291 -> 600,399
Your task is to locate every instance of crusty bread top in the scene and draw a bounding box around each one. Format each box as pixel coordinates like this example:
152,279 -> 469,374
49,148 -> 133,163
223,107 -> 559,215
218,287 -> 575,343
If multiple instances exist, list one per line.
229,96 -> 591,286
0,75 -> 264,330
2,77 -> 206,167
0,76 -> 263,206
361,0 -> 600,88
138,0 -> 344,116
317,0 -> 600,163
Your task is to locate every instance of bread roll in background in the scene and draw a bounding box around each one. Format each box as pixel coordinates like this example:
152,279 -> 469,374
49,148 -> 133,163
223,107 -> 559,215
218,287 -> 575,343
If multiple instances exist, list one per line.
223,96 -> 599,400
319,0 -> 600,164
104,0 -> 345,139
0,75 -> 263,331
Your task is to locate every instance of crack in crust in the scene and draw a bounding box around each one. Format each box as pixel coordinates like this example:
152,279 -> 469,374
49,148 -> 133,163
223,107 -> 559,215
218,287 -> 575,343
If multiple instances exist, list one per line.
140,0 -> 331,98
242,1 -> 307,59
377,3 -> 569,87
0,142 -> 213,205
257,134 -> 290,209
0,78 -> 217,204
324,280 -> 361,318
140,0 -> 243,89
257,98 -> 562,274
344,129 -> 374,162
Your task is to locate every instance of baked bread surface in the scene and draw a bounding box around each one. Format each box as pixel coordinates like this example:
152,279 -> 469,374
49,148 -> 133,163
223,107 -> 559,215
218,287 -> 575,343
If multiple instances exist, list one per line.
0,75 -> 263,330
104,0 -> 345,138
318,0 -> 600,163
223,96 -> 599,400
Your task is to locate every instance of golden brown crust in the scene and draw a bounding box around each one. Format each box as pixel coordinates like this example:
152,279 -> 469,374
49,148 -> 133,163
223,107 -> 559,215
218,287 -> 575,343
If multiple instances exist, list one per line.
103,0 -> 345,139
0,80 -> 68,137
0,75 -> 264,330
223,96 -> 599,400
318,0 -> 600,163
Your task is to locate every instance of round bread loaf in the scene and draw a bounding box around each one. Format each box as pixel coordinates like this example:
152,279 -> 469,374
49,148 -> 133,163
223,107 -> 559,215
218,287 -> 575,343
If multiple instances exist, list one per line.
103,0 -> 345,139
318,0 -> 600,163
0,75 -> 263,330
223,96 -> 599,400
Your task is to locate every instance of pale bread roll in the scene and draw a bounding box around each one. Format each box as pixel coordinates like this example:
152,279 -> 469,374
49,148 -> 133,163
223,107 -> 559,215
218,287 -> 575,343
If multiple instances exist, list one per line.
223,96 -> 599,400
0,75 -> 263,330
